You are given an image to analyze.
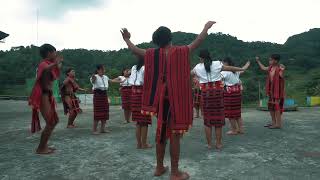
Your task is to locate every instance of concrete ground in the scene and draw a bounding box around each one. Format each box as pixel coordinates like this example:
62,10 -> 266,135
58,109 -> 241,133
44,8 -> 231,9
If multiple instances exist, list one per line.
0,100 -> 319,180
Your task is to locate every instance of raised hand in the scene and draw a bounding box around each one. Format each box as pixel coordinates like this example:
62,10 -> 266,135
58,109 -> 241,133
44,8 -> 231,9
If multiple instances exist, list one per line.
120,28 -> 131,40
255,56 -> 260,62
204,21 -> 216,30
243,61 -> 251,70
55,54 -> 63,64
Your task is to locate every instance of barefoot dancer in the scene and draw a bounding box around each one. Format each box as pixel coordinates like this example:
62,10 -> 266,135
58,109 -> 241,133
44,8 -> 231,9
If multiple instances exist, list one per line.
121,21 -> 216,180
221,58 -> 250,135
256,55 -> 285,129
90,65 -> 111,134
111,68 -> 132,124
61,68 -> 86,128
192,77 -> 202,118
29,44 -> 63,154
128,57 -> 152,149
191,50 -> 249,150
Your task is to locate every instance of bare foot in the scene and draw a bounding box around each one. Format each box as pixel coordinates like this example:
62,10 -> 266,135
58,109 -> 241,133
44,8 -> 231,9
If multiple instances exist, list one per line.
141,144 -> 152,149
238,130 -> 244,134
170,171 -> 190,180
154,166 -> 169,176
92,131 -> 100,135
226,130 -> 238,135
67,125 -> 76,128
137,144 -> 142,149
216,144 -> 223,150
36,148 -> 55,155
207,144 -> 212,149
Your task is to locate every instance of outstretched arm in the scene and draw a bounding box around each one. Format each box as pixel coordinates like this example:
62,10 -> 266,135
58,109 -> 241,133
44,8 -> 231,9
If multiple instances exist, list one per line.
239,61 -> 251,74
121,28 -> 146,57
188,21 -> 216,52
255,56 -> 268,71
109,77 -> 124,83
222,61 -> 250,72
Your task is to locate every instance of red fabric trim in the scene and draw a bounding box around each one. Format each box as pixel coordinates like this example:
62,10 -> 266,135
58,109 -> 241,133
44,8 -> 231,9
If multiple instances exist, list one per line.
142,46 -> 193,132
28,59 -> 60,133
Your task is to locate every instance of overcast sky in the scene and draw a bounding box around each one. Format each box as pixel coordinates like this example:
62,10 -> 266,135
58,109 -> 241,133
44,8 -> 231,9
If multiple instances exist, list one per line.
1,0 -> 319,51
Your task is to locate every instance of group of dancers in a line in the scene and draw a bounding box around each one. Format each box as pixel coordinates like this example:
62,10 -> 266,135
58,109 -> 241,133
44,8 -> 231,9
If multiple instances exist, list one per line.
28,21 -> 285,180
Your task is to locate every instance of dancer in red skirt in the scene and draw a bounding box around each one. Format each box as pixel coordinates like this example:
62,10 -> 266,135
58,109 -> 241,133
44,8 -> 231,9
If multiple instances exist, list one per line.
128,57 -> 152,149
256,55 -> 285,129
111,68 -> 132,124
221,57 -> 250,135
90,64 -> 111,135
192,77 -> 202,118
121,21 -> 216,180
61,68 -> 86,128
191,49 -> 250,149
29,44 -> 63,154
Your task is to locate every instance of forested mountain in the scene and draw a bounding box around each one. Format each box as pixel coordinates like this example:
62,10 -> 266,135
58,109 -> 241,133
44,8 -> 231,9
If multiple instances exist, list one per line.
0,28 -> 319,105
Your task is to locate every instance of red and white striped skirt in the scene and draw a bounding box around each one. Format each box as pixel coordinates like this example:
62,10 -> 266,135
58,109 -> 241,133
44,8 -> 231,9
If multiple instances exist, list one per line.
224,84 -> 242,119
120,86 -> 131,110
131,86 -> 151,125
200,81 -> 225,127
93,89 -> 109,121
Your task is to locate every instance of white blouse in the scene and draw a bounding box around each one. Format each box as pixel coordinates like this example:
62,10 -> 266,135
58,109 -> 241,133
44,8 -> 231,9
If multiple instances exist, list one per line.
192,61 -> 223,83
221,71 -> 241,86
118,76 -> 131,87
90,74 -> 109,90
128,65 -> 144,86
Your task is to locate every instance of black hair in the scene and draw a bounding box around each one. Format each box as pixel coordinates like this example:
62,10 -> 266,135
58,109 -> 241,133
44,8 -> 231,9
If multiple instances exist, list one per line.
270,54 -> 281,62
39,44 -> 56,59
136,57 -> 144,71
222,57 -> 234,66
96,64 -> 104,71
199,49 -> 212,73
121,68 -> 127,76
65,68 -> 73,76
152,26 -> 172,48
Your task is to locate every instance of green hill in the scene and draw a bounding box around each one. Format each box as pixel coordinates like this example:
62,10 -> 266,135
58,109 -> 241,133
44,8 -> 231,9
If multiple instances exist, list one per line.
0,28 -> 319,105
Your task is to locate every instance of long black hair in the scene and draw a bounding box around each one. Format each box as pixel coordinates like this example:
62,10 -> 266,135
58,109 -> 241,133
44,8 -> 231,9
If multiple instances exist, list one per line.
222,57 -> 234,66
199,49 -> 212,73
136,56 -> 144,71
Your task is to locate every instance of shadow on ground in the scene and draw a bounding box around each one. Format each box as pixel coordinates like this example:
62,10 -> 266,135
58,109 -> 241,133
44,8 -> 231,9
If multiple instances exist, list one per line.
0,100 -> 319,180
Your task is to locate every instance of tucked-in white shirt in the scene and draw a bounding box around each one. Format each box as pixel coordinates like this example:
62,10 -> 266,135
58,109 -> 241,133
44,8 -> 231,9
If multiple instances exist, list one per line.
128,65 -> 144,86
90,74 -> 109,90
119,76 -> 131,87
221,71 -> 241,86
192,61 -> 223,83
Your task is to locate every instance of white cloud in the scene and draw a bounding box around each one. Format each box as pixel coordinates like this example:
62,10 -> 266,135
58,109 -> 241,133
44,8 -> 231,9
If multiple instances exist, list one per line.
1,0 -> 320,51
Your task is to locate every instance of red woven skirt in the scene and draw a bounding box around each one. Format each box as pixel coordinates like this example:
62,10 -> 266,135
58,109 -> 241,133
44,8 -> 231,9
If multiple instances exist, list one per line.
224,84 -> 242,119
131,86 -> 151,125
200,81 -> 225,127
120,86 -> 131,110
93,89 -> 109,121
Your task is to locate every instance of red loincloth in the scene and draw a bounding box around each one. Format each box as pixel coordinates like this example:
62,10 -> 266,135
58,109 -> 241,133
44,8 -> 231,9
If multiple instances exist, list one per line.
200,81 -> 225,127
28,59 -> 60,133
93,89 -> 109,121
142,46 -> 193,142
224,84 -> 242,119
266,66 -> 285,113
120,86 -> 132,110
